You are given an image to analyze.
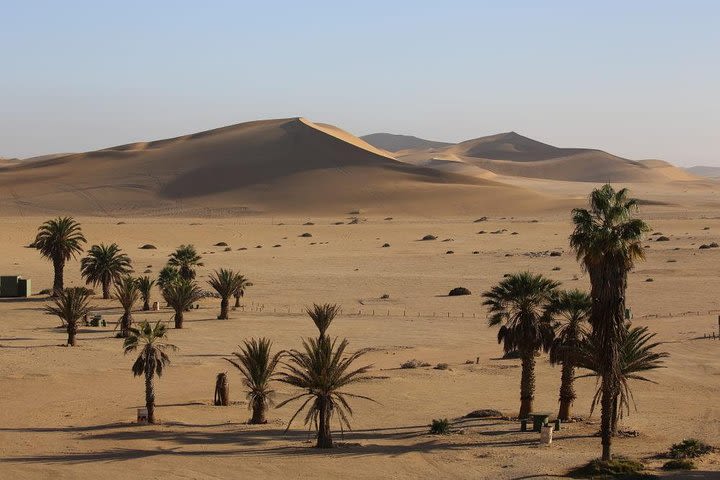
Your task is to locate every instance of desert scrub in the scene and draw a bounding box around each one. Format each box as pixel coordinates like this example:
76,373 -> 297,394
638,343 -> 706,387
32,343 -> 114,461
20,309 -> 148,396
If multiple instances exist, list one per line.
567,456 -> 648,478
400,359 -> 430,369
429,418 -> 451,435
668,438 -> 713,459
662,459 -> 696,471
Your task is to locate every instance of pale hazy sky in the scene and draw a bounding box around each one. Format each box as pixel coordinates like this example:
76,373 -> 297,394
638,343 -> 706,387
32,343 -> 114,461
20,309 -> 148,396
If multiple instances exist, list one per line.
1,1 -> 718,166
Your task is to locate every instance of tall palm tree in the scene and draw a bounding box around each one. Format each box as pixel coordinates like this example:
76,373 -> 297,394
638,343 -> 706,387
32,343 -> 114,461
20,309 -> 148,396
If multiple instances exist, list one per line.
114,276 -> 140,337
157,266 -> 180,291
208,269 -> 246,320
167,245 -> 202,281
306,303 -> 342,339
547,289 -> 591,421
570,184 -> 650,460
226,338 -> 282,423
162,279 -> 202,328
277,336 -> 374,448
80,243 -> 133,299
45,287 -> 92,346
123,321 -> 177,424
31,217 -> 86,295
576,324 -> 668,435
233,275 -> 251,308
482,272 -> 559,419
135,276 -> 155,311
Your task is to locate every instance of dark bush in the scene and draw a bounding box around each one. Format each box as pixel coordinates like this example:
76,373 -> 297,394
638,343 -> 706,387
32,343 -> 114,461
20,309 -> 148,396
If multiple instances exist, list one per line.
668,438 -> 713,459
429,418 -> 451,435
567,457 -> 646,478
448,287 -> 471,296
464,409 -> 503,419
662,459 -> 696,471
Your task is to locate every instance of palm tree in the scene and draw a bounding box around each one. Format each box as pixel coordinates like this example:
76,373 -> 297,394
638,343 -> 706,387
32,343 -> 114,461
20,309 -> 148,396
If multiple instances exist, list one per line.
167,245 -> 202,281
482,272 -> 559,419
162,279 -> 202,328
114,276 -> 140,337
277,336 -> 374,448
45,287 -> 92,346
233,275 -> 251,308
80,243 -> 133,299
157,266 -> 180,291
31,217 -> 86,295
226,338 -> 282,423
208,269 -> 246,320
123,321 -> 177,424
306,303 -> 342,339
547,289 -> 591,421
135,276 -> 155,311
570,184 -> 650,460
576,324 -> 668,435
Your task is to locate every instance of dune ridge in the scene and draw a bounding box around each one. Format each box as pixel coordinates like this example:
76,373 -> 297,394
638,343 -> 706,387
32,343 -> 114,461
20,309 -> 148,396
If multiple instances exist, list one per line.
0,118 -> 560,217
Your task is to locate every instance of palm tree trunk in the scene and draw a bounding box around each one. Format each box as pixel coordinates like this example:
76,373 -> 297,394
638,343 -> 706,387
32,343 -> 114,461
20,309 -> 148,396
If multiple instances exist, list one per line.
66,320 -> 77,346
558,361 -> 576,421
600,374 -> 615,460
145,369 -> 156,424
174,310 -> 183,329
143,298 -> 150,311
589,263 -> 627,461
120,310 -> 132,337
218,297 -> 229,319
610,394 -> 619,436
519,352 -> 536,419
102,280 -> 110,300
316,396 -> 333,448
250,399 -> 267,424
52,257 -> 64,295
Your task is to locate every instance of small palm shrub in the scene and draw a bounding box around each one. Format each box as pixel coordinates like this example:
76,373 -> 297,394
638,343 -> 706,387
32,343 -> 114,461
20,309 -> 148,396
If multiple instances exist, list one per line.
226,338 -> 281,423
44,287 -> 92,346
168,245 -> 202,280
430,418 -> 451,435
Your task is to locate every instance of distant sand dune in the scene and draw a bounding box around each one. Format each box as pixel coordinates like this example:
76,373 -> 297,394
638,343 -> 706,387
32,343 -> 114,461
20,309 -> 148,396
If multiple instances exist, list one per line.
380,131 -> 698,183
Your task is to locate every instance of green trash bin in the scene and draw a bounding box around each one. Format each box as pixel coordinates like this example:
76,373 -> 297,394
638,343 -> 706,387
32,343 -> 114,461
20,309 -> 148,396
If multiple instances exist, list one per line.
530,413 -> 551,432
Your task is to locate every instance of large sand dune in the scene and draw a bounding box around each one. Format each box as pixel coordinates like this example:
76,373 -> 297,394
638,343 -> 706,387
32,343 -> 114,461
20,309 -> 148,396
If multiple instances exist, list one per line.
0,119 -> 562,217
377,131 -> 697,183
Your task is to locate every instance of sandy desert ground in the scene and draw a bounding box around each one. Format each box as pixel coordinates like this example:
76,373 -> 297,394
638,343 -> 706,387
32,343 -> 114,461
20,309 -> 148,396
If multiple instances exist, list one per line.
1,201 -> 719,479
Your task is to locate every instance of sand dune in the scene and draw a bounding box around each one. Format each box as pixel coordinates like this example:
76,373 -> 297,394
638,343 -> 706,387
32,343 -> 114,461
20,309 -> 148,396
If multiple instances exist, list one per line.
0,118 -> 560,217
390,131 -> 696,183
687,165 -> 720,179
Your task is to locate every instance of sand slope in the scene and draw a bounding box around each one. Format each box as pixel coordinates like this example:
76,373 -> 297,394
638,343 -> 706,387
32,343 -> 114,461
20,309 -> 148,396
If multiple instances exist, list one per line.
0,118 -> 559,217
395,132 -> 695,183
361,133 -> 453,152
687,165 -> 720,179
